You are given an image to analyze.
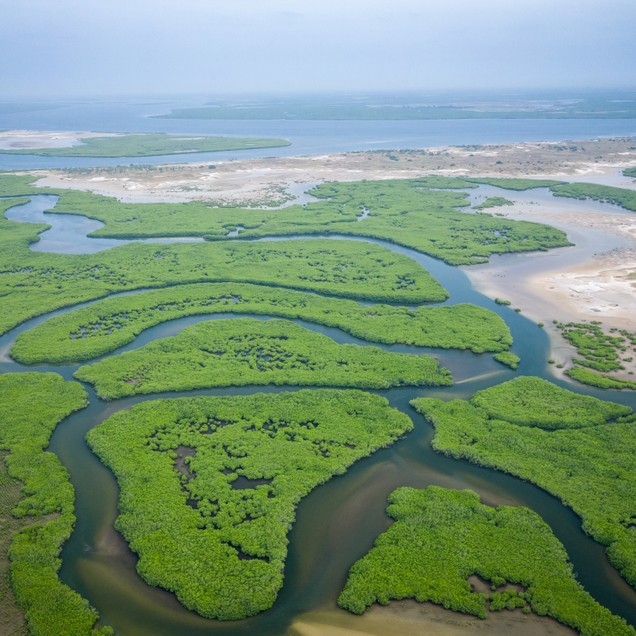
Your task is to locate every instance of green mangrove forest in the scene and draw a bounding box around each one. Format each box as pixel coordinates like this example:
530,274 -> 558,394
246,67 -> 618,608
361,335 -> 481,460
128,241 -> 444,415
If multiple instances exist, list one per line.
0,133 -> 291,157
0,373 -> 112,636
0,174 -> 572,266
553,321 -> 636,390
1,193 -> 445,334
473,196 -> 514,210
74,318 -> 453,399
10,282 -> 512,365
411,377 -> 636,587
493,351 -> 520,369
85,390 -> 413,620
338,486 -> 634,635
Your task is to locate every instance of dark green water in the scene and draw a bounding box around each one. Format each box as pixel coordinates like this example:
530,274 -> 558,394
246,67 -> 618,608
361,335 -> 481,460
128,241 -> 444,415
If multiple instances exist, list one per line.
2,233 -> 636,635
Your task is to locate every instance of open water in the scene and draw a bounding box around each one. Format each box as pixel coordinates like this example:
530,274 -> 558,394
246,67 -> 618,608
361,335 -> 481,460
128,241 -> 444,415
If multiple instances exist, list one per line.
1,107 -> 636,634
1,100 -> 636,169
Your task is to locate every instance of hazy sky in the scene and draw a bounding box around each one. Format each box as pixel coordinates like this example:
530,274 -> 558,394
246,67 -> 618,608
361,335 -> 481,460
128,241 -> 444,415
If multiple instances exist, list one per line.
2,0 -> 635,97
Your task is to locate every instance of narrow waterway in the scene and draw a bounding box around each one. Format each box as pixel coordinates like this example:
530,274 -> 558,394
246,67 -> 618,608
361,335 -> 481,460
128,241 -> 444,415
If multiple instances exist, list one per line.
1,193 -> 636,634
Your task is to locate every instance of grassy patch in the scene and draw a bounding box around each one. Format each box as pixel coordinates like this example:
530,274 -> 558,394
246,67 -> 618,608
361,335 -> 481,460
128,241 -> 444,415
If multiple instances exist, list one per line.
86,390 -> 413,619
0,373 -> 112,636
74,317 -> 453,400
624,167 -> 636,178
0,133 -> 290,157
10,283 -> 512,365
338,486 -> 634,635
411,377 -> 636,587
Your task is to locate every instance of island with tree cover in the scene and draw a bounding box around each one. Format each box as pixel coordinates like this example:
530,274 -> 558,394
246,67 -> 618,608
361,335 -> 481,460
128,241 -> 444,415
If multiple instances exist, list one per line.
338,486 -> 634,636
411,377 -> 636,587
0,373 -> 113,636
0,133 -> 291,157
0,174 -> 572,266
74,318 -> 453,399
10,283 -> 512,365
86,390 -> 413,619
473,196 -> 514,210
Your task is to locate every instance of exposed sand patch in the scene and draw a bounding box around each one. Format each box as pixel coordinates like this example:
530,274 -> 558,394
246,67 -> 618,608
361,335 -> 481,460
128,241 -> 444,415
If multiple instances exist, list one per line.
20,136 -> 636,204
0,130 -> 122,150
291,599 -> 577,636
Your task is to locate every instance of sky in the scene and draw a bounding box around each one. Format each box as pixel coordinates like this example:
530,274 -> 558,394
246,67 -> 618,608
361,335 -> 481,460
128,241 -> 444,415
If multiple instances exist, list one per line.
1,0 -> 635,98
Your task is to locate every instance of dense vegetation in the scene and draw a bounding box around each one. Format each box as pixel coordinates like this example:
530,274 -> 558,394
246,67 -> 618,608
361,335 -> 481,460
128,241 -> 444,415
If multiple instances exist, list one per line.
338,486 -> 633,635
624,167 -> 636,178
74,318 -> 453,400
411,377 -> 636,587
473,197 -> 514,210
550,183 -> 636,212
493,352 -> 520,369
10,282 -> 512,365
0,195 -> 445,336
0,373 -> 112,636
554,322 -> 636,390
1,174 -> 571,267
464,178 -> 566,191
86,390 -> 413,619
0,133 -> 290,157
565,367 -> 636,390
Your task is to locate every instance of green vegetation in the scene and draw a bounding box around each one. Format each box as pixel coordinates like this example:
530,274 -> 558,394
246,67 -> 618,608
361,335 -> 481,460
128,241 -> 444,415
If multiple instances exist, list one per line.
0,373 -> 112,636
0,133 -> 291,157
411,377 -> 636,587
465,178 -> 566,191
10,283 -> 512,365
0,174 -> 571,267
86,390 -> 413,619
74,318 -> 453,400
554,322 -> 636,390
338,486 -> 633,635
0,198 -> 445,338
624,167 -> 636,178
565,367 -> 636,391
494,297 -> 511,305
151,101 -> 636,121
550,183 -> 636,212
473,197 -> 514,210
493,352 -> 520,369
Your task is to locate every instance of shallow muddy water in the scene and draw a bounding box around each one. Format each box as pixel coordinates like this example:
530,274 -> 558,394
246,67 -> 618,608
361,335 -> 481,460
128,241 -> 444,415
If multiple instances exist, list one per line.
2,191 -> 636,634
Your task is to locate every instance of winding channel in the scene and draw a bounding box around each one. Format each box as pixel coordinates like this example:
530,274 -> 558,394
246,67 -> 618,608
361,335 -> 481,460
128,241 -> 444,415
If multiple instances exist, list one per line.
2,195 -> 636,634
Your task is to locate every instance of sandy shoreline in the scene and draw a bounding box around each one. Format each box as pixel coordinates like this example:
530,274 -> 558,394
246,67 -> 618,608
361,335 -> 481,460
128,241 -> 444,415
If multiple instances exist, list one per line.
0,130 -> 122,150
14,135 -> 636,204
290,598 -> 576,636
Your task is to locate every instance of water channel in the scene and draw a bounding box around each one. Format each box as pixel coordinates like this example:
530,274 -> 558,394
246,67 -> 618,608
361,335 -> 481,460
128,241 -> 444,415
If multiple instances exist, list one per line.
1,192 -> 636,634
